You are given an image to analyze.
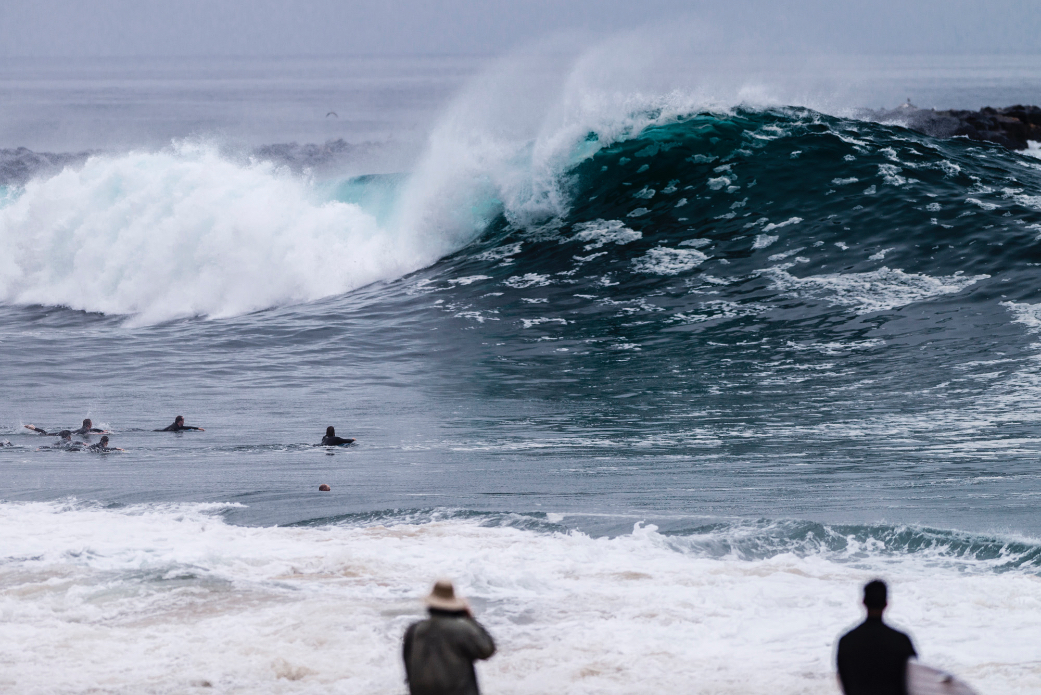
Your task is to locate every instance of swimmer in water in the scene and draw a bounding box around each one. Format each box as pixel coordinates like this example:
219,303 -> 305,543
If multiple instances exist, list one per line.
87,436 -> 124,452
73,419 -> 107,436
23,424 -> 58,435
25,419 -> 107,436
155,416 -> 205,432
321,426 -> 355,446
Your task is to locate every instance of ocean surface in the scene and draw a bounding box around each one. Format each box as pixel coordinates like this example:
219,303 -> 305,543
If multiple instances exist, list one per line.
2,53 -> 1041,694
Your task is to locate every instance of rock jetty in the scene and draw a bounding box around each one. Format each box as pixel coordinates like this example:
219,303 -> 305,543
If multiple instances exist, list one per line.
864,102 -> 1041,151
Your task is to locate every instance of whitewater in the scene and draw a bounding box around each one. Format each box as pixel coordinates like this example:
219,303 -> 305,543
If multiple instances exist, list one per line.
4,50 -> 1041,694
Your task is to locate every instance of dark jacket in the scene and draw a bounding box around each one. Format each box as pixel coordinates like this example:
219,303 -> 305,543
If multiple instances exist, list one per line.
403,610 -> 496,695
837,617 -> 917,695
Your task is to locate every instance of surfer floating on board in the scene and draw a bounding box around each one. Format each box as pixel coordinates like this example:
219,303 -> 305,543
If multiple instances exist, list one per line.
320,426 -> 355,446
155,415 -> 205,432
837,580 -> 917,695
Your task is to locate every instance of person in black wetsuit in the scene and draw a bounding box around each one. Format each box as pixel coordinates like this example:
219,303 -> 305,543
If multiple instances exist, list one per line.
46,430 -> 87,450
73,419 -> 107,436
837,580 -> 917,695
25,419 -> 106,436
321,426 -> 355,446
155,415 -> 205,432
87,436 -> 124,452
24,425 -> 60,435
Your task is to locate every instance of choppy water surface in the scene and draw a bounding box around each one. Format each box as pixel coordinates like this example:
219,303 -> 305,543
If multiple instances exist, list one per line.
2,55 -> 1041,694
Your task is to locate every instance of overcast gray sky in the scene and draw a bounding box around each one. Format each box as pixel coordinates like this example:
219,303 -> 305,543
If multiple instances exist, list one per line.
1,0 -> 1039,58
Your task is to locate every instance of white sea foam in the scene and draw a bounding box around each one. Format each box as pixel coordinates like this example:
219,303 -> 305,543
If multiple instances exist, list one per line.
521,317 -> 568,328
476,242 -> 523,262
673,300 -> 767,324
0,502 -> 1037,694
762,216 -> 803,232
448,275 -> 491,285
631,247 -> 708,275
752,234 -> 779,249
571,220 -> 642,250
768,247 -> 805,262
1002,300 -> 1041,331
763,265 -> 988,314
0,145 -> 454,325
504,273 -> 553,288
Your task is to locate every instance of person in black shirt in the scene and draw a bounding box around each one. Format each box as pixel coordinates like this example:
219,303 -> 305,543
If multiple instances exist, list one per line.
156,415 -> 205,432
837,580 -> 917,695
320,426 -> 355,446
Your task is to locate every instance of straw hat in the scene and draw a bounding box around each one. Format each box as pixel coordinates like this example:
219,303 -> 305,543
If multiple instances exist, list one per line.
424,579 -> 469,611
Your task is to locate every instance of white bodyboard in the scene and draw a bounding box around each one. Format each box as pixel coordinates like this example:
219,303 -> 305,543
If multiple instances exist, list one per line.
908,662 -> 977,695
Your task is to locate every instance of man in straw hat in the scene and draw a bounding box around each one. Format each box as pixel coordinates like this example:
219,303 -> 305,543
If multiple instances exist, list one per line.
402,579 -> 496,695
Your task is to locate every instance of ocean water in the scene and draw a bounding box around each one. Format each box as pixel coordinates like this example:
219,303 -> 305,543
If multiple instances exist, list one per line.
2,53 -> 1041,694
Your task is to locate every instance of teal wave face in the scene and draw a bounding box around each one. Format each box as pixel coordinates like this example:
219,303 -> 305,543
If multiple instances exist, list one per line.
411,108 -> 1041,344
434,107 -> 1041,289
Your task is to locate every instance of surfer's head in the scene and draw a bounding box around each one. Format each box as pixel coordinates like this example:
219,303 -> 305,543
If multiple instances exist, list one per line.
326,426 -> 335,437
175,416 -> 184,425
59,430 -> 72,440
82,418 -> 92,428
99,436 -> 109,446
863,580 -> 887,613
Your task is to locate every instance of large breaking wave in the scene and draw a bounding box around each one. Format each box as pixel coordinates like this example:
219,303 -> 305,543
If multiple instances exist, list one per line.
2,103 -> 1041,327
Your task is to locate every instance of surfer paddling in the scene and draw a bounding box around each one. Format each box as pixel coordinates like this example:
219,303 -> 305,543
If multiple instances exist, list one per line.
320,426 -> 354,446
73,418 -> 107,436
25,418 -> 107,436
87,436 -> 124,452
45,430 -> 87,450
837,580 -> 917,695
155,415 -> 205,432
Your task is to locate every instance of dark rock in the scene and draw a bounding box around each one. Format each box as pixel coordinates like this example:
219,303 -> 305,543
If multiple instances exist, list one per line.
0,147 -> 93,187
318,484 -> 331,491
862,102 -> 1041,151
252,138 -> 369,174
